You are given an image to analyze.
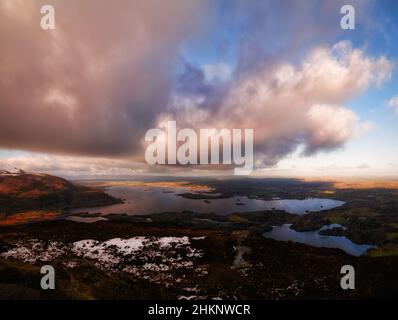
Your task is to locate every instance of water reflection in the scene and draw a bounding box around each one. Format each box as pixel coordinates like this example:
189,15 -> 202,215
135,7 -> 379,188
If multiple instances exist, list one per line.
263,224 -> 375,256
72,186 -> 345,215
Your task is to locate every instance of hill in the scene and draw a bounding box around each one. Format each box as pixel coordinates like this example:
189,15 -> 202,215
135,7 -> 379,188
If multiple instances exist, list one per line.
0,172 -> 120,216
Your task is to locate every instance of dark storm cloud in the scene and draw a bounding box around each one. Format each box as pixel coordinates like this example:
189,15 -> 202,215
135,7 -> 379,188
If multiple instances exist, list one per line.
0,0 -> 208,157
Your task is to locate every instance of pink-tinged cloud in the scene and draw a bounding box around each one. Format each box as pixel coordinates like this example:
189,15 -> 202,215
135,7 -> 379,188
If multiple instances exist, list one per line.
0,0 -> 208,157
166,42 -> 392,166
0,1 -> 393,174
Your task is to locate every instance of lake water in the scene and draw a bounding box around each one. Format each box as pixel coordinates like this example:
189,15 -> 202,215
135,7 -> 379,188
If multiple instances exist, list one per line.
72,185 -> 345,215
65,216 -> 108,223
263,224 -> 376,256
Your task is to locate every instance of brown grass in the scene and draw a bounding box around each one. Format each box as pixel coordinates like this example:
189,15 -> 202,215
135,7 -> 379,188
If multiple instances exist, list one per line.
0,211 -> 60,226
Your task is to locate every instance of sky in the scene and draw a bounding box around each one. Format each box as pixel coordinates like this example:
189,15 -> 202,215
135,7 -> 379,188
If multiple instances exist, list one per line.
0,0 -> 397,178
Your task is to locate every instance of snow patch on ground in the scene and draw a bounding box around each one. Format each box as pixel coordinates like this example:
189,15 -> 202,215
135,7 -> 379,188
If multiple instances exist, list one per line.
1,239 -> 66,263
1,236 -> 206,287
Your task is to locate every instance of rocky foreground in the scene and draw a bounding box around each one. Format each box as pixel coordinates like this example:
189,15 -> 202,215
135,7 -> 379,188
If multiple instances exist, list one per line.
0,220 -> 397,300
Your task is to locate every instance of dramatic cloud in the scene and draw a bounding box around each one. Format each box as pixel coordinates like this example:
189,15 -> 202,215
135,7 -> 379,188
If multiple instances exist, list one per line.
166,41 -> 392,166
0,0 -> 208,157
0,1 -> 394,175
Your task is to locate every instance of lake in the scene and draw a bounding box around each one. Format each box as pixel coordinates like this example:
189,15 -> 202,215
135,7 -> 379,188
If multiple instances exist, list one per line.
263,224 -> 376,256
72,185 -> 345,215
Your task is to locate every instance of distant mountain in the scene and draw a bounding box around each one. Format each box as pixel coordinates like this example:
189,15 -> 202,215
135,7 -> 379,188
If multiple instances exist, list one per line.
0,166 -> 25,175
0,172 -> 120,215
